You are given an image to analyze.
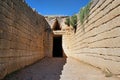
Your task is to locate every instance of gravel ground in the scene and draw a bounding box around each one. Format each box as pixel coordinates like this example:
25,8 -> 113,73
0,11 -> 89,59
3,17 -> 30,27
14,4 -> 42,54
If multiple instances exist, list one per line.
3,57 -> 120,80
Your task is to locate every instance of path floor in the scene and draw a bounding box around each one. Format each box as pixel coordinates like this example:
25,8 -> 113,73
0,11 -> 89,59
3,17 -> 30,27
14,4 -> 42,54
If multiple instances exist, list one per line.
3,57 -> 120,80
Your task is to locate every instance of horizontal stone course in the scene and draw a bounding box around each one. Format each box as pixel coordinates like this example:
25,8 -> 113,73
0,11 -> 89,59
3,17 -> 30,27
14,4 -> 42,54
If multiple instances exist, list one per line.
0,0 -> 52,79
77,0 -> 120,34
63,0 -> 120,76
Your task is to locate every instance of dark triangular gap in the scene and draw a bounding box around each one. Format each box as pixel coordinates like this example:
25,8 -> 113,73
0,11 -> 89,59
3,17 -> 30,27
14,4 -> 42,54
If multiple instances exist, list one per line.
53,19 -> 61,30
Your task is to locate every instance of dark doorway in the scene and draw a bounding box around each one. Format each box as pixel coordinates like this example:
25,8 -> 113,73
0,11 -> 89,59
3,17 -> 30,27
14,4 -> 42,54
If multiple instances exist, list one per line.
53,36 -> 63,57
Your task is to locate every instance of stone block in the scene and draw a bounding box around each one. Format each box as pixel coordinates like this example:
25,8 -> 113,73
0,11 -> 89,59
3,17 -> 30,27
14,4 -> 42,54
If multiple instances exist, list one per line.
0,64 -> 7,79
0,39 -> 10,49
64,0 -> 120,76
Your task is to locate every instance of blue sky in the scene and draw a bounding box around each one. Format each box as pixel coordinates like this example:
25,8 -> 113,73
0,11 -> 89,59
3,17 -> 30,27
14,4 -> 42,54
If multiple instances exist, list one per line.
25,0 -> 90,16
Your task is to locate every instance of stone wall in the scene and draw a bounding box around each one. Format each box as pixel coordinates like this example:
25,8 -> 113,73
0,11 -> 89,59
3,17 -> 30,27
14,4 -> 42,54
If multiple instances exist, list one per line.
63,0 -> 120,76
0,0 -> 52,79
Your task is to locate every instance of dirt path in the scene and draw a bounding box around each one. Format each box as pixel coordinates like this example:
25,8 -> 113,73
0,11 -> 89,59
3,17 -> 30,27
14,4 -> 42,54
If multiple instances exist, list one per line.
3,57 -> 120,80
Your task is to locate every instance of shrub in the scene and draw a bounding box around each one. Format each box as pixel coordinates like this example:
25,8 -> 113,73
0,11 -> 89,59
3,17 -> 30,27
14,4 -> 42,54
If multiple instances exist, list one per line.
79,1 -> 92,25
84,2 -> 91,18
65,17 -> 70,26
79,8 -> 85,24
70,15 -> 77,33
70,15 -> 77,28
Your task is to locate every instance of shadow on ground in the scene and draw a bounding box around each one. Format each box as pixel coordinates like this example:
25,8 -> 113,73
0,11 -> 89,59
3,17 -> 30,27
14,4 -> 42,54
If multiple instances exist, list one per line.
3,57 -> 67,80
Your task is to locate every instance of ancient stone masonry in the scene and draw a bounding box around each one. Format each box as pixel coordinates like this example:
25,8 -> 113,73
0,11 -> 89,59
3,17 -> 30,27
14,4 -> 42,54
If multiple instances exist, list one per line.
0,0 -> 120,79
45,16 -> 69,57
63,0 -> 120,76
0,0 -> 52,79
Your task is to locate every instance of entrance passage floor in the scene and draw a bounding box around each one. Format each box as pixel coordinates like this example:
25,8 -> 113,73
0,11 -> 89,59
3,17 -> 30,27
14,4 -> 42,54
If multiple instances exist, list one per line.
4,57 -> 119,80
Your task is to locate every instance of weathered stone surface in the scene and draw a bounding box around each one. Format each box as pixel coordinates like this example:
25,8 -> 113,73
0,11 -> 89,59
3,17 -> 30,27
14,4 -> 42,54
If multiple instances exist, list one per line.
0,0 -> 52,79
63,0 -> 120,76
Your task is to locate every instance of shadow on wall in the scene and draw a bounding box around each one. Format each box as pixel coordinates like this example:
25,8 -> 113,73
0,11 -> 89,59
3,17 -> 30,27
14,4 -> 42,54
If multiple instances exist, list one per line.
3,57 -> 67,80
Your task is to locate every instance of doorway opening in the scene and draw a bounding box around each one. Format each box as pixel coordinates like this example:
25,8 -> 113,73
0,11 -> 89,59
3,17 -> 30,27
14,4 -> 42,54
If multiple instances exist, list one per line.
53,36 -> 63,57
